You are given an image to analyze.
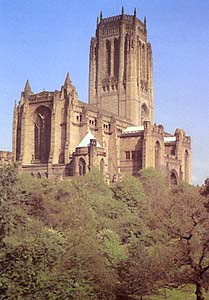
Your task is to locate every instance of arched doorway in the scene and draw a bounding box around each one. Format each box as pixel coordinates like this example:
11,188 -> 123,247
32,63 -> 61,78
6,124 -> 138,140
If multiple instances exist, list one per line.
79,158 -> 86,176
34,106 -> 51,163
170,170 -> 178,186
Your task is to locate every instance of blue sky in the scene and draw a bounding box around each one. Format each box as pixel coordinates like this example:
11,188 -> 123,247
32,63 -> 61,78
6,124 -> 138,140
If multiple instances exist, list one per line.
0,0 -> 208,185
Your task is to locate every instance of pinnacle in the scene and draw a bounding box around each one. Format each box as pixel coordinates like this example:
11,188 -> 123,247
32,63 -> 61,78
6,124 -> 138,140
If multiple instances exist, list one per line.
24,79 -> 32,94
64,72 -> 72,86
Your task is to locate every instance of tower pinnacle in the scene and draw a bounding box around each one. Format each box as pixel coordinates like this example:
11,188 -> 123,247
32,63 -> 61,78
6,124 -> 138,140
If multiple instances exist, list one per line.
24,80 -> 32,95
64,72 -> 72,86
144,16 -> 147,28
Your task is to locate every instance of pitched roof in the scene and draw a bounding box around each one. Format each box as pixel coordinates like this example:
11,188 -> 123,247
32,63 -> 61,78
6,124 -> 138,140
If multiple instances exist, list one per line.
77,132 -> 102,148
123,126 -> 144,133
164,136 -> 176,143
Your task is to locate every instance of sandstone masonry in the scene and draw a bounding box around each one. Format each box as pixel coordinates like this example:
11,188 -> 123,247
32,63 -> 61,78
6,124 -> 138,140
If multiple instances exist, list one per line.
11,8 -> 191,186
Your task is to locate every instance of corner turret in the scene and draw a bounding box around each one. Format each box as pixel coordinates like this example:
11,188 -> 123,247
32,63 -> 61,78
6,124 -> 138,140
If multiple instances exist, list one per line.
61,72 -> 78,103
23,80 -> 33,96
144,16 -> 147,29
64,72 -> 72,86
20,80 -> 33,104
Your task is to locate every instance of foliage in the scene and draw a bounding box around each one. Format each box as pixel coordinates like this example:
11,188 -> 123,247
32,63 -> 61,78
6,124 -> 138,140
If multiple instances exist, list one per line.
0,166 -> 209,300
149,183 -> 209,300
111,175 -> 148,243
116,240 -> 163,299
200,177 -> 209,211
200,178 -> 209,197
111,175 -> 145,212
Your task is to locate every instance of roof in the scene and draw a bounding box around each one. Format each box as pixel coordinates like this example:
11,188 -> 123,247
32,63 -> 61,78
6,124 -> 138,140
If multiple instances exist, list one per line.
164,132 -> 174,137
123,126 -> 144,133
77,132 -> 102,148
164,136 -> 176,143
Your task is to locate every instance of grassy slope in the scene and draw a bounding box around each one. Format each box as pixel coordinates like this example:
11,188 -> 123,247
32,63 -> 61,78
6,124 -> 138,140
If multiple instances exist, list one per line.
145,285 -> 209,300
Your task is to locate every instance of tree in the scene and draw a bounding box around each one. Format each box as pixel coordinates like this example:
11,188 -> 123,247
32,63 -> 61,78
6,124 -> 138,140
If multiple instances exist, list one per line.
116,240 -> 163,300
151,184 -> 209,300
0,167 -> 121,299
200,178 -> 209,211
200,178 -> 209,197
111,175 -> 147,243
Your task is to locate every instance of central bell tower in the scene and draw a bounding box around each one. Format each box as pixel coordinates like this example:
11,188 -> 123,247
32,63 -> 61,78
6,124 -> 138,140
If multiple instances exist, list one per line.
88,8 -> 154,125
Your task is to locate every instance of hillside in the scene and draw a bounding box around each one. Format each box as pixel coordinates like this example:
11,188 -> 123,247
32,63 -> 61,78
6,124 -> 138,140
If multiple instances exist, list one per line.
0,165 -> 208,300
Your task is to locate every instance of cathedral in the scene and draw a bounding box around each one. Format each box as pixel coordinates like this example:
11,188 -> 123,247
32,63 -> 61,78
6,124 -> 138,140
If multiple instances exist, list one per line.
10,8 -> 191,186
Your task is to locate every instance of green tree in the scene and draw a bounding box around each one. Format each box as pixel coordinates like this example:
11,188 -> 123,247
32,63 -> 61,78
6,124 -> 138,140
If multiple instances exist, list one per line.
151,184 -> 209,300
200,177 -> 209,211
116,240 -> 163,300
111,175 -> 147,243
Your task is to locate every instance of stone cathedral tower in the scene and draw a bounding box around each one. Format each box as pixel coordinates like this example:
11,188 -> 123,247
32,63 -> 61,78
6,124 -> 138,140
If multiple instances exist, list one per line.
89,8 -> 153,125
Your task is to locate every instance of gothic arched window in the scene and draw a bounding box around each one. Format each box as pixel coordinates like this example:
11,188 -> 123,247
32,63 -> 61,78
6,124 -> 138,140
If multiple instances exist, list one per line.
79,158 -> 86,176
34,106 -> 51,163
141,103 -> 149,124
170,171 -> 178,186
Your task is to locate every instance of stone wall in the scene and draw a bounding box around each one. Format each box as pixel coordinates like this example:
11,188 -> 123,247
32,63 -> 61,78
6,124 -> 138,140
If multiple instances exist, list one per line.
0,151 -> 14,165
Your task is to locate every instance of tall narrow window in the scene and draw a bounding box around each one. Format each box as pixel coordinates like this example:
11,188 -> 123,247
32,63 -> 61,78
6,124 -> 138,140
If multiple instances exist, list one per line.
141,43 -> 145,80
114,38 -> 119,79
123,35 -> 128,83
125,151 -> 130,160
184,150 -> 189,182
132,151 -> 136,160
16,106 -> 24,161
155,141 -> 160,170
100,158 -> 105,173
106,40 -> 111,76
34,106 -> 51,163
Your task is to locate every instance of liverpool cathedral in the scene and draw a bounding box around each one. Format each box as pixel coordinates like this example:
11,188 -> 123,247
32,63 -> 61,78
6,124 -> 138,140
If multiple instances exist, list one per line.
5,8 -> 191,185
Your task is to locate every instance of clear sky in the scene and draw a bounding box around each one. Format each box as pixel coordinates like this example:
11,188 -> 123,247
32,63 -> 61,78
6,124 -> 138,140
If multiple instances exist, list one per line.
0,0 -> 208,185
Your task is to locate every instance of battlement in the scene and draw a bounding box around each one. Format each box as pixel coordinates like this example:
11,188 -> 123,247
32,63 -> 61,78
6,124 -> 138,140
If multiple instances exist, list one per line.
99,14 -> 137,24
98,13 -> 145,29
100,14 -> 122,23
